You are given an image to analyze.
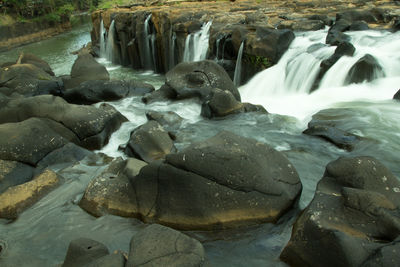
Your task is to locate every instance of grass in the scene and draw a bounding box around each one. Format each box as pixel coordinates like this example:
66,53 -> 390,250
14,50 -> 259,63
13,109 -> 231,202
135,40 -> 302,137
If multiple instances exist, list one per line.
0,14 -> 16,25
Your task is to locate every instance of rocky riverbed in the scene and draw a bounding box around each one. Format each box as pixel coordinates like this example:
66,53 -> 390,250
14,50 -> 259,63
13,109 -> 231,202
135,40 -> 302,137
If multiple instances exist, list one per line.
1,0 -> 400,266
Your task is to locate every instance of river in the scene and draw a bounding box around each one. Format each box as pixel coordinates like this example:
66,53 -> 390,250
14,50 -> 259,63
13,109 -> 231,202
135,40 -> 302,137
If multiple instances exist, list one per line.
0,19 -> 400,267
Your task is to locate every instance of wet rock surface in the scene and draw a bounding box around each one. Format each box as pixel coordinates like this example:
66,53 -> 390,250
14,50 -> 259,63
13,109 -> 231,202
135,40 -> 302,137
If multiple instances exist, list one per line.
130,131 -> 302,229
281,156 -> 400,267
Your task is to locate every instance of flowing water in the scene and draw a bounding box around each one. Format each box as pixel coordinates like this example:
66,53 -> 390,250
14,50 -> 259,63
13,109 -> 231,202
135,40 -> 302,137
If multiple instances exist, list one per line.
233,41 -> 244,87
1,21 -> 400,267
183,21 -> 213,62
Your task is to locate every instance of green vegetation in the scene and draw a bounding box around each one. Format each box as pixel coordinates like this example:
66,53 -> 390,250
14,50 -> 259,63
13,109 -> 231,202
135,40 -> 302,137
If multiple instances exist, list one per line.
246,54 -> 272,69
0,0 -> 98,25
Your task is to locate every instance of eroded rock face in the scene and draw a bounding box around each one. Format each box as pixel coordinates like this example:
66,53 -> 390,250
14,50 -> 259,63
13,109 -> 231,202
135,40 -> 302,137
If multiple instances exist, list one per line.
0,169 -> 60,219
126,224 -> 205,267
165,60 -> 240,102
79,158 -> 146,218
345,54 -> 384,85
63,80 -> 154,105
124,120 -> 176,163
131,131 -> 302,229
0,159 -> 34,194
281,156 -> 400,267
64,52 -> 109,89
0,95 -> 127,150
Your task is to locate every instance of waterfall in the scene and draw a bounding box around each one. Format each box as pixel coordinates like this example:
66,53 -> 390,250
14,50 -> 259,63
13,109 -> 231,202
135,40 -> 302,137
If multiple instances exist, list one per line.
183,21 -> 212,62
233,41 -> 244,87
240,29 -> 400,120
99,19 -> 106,58
215,36 -> 222,60
169,31 -> 177,70
143,14 -> 154,70
102,20 -> 120,63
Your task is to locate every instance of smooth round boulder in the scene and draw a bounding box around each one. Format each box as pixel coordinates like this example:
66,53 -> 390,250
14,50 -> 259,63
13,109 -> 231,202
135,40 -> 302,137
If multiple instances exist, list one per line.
19,53 -> 55,76
345,54 -> 384,85
63,80 -> 154,105
126,224 -> 205,267
165,60 -> 241,101
62,238 -> 109,267
131,131 -> 302,229
281,156 -> 400,267
64,53 -> 109,89
201,88 -> 244,118
124,121 -> 176,163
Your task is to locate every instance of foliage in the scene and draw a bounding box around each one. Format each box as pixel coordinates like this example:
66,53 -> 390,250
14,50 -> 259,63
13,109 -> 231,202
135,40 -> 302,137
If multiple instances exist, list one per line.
246,54 -> 272,69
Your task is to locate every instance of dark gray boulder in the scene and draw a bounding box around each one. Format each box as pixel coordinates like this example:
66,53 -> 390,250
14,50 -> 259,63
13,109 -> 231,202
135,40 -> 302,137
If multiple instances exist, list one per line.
62,238 -> 109,267
0,95 -> 127,150
0,118 -> 71,165
362,237 -> 400,267
124,120 -> 176,163
126,224 -> 205,267
0,159 -> 34,194
393,89 -> 400,100
142,84 -> 177,104
349,21 -> 369,31
131,131 -> 302,229
281,156 -> 400,267
326,19 -> 351,46
145,110 -> 183,133
86,252 -> 126,267
165,60 -> 241,101
201,88 -> 244,118
19,53 -> 55,76
345,54 -> 384,85
63,80 -> 154,105
64,53 -> 109,89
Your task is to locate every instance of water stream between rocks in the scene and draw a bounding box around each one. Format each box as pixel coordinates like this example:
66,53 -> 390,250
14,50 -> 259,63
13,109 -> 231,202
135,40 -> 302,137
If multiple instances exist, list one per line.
1,20 -> 400,267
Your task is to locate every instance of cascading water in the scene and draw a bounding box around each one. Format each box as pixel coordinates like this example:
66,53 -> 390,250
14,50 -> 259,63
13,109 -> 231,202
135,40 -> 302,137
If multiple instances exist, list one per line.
240,29 -> 400,122
99,19 -> 106,58
183,21 -> 212,62
105,20 -> 117,63
233,41 -> 244,87
143,14 -> 155,70
169,31 -> 177,70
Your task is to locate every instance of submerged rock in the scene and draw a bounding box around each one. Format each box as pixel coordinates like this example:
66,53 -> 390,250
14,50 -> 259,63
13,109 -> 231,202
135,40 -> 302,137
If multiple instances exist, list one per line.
63,80 -> 154,105
0,159 -> 34,194
281,156 -> 400,267
345,54 -> 384,85
127,224 -> 205,267
124,121 -> 176,163
0,169 -> 60,219
130,131 -> 302,229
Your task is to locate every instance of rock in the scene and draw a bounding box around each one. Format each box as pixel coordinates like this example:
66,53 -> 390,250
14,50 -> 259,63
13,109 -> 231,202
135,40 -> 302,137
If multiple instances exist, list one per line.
19,53 -> 55,76
145,110 -> 183,133
308,14 -> 334,26
0,95 -> 127,150
87,252 -> 126,267
0,159 -> 34,194
311,41 -> 356,91
0,169 -> 60,219
201,88 -> 244,118
393,18 -> 400,32
124,121 -> 176,163
37,143 -> 93,170
0,118 -> 71,165
393,89 -> 400,100
131,131 -> 302,229
62,238 -> 109,267
362,237 -> 400,266
336,10 -> 378,24
278,19 -> 326,31
242,102 -> 268,113
126,224 -> 205,267
345,54 -> 384,84
0,63 -> 56,90
165,60 -> 241,101
142,84 -> 177,104
326,20 -> 351,45
63,80 -> 154,105
64,52 -> 109,89
79,158 -> 146,217
349,21 -> 369,31
281,156 -> 400,267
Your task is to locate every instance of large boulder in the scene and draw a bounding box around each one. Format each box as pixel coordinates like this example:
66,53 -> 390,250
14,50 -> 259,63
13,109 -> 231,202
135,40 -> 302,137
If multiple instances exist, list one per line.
126,224 -> 206,267
0,118 -> 72,165
281,156 -> 400,267
62,238 -> 110,267
326,20 -> 351,46
64,53 -> 109,89
0,159 -> 34,194
63,80 -> 154,105
124,121 -> 176,163
130,131 -> 302,229
394,89 -> 400,100
345,54 -> 384,85
79,158 -> 147,218
19,53 -> 55,76
165,60 -> 241,102
201,88 -> 244,118
0,169 -> 60,219
0,95 -> 127,150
